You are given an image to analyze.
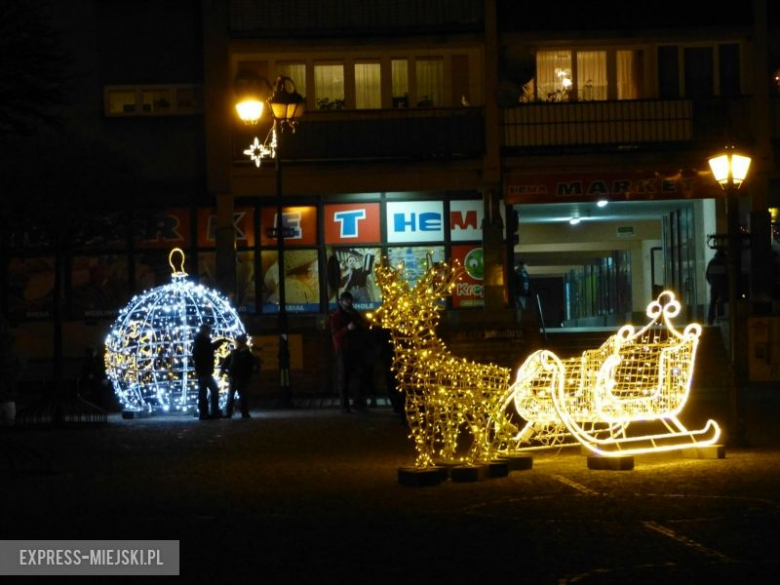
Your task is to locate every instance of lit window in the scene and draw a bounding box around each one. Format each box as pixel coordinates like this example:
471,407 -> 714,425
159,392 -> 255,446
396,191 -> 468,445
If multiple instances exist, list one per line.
537,51 -> 572,102
142,89 -> 173,114
355,62 -> 381,109
277,62 -> 307,100
415,58 -> 443,107
107,90 -> 137,114
314,63 -> 345,109
576,51 -> 606,101
104,85 -> 202,116
617,50 -> 644,100
391,59 -> 409,108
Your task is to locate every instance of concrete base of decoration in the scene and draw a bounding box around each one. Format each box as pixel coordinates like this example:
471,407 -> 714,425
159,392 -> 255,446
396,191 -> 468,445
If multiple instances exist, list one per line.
500,454 -> 534,471
479,460 -> 510,478
397,466 -> 448,487
450,464 -> 487,483
680,444 -> 726,459
587,455 -> 635,471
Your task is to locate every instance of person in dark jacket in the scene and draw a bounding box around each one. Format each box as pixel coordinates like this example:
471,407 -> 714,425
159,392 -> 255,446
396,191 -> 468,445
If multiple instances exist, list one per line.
514,259 -> 532,310
374,327 -> 404,417
223,334 -> 255,419
192,323 -> 227,420
330,291 -> 369,413
706,249 -> 728,326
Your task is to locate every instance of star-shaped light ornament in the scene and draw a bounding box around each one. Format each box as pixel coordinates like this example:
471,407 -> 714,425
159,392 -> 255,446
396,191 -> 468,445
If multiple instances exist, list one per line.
243,130 -> 277,167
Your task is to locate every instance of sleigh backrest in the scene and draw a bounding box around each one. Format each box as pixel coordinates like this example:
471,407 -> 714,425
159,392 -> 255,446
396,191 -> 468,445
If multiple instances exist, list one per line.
592,291 -> 701,420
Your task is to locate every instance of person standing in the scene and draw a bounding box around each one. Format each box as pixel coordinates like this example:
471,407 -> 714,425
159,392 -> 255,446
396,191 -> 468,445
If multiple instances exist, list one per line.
79,346 -> 108,407
223,334 -> 255,419
374,327 -> 405,420
192,323 -> 227,420
706,249 -> 728,326
330,291 -> 369,413
514,259 -> 532,310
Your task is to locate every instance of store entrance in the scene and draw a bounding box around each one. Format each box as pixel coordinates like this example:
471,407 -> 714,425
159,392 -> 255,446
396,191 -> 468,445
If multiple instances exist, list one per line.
512,198 -> 711,329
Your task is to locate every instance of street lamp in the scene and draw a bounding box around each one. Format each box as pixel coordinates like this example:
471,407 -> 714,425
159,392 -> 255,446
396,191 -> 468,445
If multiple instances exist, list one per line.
708,147 -> 751,445
235,74 -> 305,407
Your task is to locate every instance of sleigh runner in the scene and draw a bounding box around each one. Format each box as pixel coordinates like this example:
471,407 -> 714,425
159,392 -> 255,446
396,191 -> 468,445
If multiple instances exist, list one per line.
509,291 -> 721,456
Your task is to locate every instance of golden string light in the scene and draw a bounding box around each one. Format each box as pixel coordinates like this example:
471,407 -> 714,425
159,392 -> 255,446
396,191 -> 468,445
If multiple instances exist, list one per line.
510,291 -> 721,456
370,256 -> 516,469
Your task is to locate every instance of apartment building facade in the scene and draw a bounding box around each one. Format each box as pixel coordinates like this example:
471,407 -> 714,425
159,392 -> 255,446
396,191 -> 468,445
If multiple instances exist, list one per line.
3,0 -> 779,396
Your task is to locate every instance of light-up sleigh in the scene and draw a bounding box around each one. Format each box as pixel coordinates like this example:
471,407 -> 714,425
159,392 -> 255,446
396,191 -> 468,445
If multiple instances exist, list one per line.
508,291 -> 721,456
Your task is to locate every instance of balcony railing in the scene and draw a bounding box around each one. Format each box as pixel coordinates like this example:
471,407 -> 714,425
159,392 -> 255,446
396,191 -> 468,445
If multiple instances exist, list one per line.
233,107 -> 485,163
231,97 -> 773,165
501,97 -> 753,151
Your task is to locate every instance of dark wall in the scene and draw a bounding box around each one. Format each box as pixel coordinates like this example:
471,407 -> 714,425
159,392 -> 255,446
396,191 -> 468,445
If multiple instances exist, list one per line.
35,1 -> 206,207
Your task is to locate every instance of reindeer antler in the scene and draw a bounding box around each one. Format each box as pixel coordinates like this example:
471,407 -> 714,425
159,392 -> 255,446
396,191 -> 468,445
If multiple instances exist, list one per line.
411,255 -> 463,301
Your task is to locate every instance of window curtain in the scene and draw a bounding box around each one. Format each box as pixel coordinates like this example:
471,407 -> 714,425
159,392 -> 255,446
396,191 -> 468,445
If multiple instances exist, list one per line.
415,58 -> 443,107
536,51 -> 572,101
617,50 -> 643,100
314,63 -> 344,109
576,51 -> 607,101
277,62 -> 307,100
355,63 -> 381,109
391,59 -> 409,107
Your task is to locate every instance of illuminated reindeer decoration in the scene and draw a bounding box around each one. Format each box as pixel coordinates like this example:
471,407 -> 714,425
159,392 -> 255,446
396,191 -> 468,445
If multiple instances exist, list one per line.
370,257 -> 516,468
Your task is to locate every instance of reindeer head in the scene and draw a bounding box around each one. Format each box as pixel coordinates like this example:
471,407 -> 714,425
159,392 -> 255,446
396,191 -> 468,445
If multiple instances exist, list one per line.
368,254 -> 462,336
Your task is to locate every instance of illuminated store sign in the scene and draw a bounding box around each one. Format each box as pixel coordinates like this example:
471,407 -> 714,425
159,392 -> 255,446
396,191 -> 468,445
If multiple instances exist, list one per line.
259,206 -> 317,246
324,203 -> 381,244
135,208 -> 190,248
450,200 -> 482,242
198,207 -> 255,247
451,245 -> 484,307
505,171 -> 719,203
386,201 -> 444,243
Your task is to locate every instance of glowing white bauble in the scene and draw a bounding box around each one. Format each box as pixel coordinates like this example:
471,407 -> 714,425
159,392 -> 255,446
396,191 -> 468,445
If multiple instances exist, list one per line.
104,249 -> 246,414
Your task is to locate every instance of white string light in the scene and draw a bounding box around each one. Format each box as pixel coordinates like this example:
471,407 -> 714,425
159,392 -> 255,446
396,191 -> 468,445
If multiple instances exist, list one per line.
243,127 -> 277,167
511,291 -> 721,455
104,248 -> 247,414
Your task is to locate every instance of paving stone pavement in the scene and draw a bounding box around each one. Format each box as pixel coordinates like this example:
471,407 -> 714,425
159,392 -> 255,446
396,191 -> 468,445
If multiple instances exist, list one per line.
2,397 -> 780,584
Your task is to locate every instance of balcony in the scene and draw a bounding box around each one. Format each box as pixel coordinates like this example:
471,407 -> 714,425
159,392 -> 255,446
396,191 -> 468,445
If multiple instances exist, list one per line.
232,107 -> 485,163
501,97 -> 754,153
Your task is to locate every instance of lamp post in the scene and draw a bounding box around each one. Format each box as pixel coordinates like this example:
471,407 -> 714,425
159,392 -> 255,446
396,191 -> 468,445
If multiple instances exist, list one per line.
708,147 -> 751,445
235,75 -> 305,408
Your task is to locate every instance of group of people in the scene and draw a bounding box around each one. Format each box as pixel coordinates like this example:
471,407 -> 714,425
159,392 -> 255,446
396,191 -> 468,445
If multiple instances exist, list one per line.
192,259 -> 536,420
191,293 -> 402,421
189,249 -> 769,421
193,324 -> 254,420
